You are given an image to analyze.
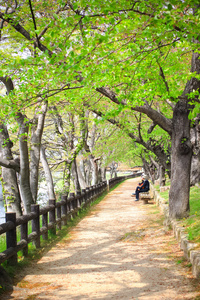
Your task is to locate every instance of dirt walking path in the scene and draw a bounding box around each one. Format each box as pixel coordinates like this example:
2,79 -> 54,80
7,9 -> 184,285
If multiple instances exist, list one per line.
2,178 -> 200,299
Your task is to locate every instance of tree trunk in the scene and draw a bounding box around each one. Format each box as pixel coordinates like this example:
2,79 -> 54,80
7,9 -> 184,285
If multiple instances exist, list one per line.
141,156 -> 154,182
0,124 -> 22,216
76,161 -> 87,189
30,103 -> 47,202
40,146 -> 56,199
190,154 -> 200,186
169,100 -> 192,219
149,156 -> 160,184
63,161 -> 72,196
85,159 -> 91,186
71,159 -> 81,192
17,113 -> 33,213
159,165 -> 166,187
100,166 -> 106,182
190,115 -> 200,185
89,155 -> 98,185
169,47 -> 200,218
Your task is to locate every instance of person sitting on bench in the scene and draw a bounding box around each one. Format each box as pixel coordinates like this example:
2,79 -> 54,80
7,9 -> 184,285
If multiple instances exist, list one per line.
132,174 -> 149,201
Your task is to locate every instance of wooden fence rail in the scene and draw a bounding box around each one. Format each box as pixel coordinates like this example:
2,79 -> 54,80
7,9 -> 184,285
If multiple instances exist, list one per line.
0,173 -> 140,266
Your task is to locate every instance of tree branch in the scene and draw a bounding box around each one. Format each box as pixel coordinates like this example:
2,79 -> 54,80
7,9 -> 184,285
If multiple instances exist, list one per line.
96,87 -> 172,135
28,0 -> 40,47
0,157 -> 20,172
0,12 -> 53,56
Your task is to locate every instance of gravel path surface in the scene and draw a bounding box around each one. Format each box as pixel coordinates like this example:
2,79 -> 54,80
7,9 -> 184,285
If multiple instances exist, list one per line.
2,178 -> 200,299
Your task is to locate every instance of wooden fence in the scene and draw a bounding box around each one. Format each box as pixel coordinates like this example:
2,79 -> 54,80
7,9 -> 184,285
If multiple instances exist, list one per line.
0,173 -> 140,266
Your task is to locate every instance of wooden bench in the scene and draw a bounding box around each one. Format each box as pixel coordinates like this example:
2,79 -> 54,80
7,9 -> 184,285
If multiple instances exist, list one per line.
140,192 -> 152,204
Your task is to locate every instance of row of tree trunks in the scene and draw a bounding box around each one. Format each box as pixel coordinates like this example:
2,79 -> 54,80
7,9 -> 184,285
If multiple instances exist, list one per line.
0,77 -> 47,214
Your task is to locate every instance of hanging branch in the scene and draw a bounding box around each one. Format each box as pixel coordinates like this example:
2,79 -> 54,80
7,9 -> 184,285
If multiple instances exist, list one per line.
0,20 -> 4,41
28,0 -> 40,49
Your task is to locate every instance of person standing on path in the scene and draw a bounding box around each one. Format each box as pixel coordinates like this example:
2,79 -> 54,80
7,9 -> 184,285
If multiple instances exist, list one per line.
131,174 -> 150,201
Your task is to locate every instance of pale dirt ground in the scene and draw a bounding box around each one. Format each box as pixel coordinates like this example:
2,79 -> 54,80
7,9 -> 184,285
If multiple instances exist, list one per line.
2,178 -> 200,300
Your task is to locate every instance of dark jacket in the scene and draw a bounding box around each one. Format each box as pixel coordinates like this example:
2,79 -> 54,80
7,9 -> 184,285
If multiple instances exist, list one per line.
140,179 -> 149,191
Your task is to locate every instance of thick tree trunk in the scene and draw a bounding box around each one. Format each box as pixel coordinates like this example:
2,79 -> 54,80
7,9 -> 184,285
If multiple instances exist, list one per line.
30,103 -> 47,202
0,124 -> 22,216
40,146 -> 56,199
169,48 -> 200,218
169,101 -> 192,219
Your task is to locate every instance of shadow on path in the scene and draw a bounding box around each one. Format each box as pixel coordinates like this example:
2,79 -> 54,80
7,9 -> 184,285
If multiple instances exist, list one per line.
2,178 -> 199,300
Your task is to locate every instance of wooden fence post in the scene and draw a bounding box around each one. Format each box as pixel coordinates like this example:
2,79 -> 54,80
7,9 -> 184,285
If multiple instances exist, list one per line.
21,221 -> 28,256
107,179 -> 110,191
70,192 -> 75,211
87,187 -> 91,202
49,199 -> 56,235
42,212 -> 48,241
31,204 -> 40,248
6,212 -> 17,265
82,189 -> 86,204
76,191 -> 81,208
61,195 -> 67,225
85,187 -> 89,202
57,204 -> 61,230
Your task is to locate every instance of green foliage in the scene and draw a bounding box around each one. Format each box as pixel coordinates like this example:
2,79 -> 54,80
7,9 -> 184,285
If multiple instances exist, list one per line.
0,0 -> 199,118
0,1 -> 200,218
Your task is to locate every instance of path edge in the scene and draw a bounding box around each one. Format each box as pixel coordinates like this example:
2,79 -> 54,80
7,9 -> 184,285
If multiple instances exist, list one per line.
151,183 -> 200,278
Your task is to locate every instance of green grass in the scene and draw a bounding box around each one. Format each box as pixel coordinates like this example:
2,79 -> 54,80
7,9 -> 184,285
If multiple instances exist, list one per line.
159,190 -> 169,201
0,219 -> 43,253
154,184 -> 160,191
179,186 -> 200,243
156,184 -> 200,244
165,179 -> 171,186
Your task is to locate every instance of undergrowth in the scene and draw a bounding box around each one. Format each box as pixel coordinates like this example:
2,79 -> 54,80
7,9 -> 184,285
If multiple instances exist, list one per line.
159,184 -> 200,245
179,186 -> 200,244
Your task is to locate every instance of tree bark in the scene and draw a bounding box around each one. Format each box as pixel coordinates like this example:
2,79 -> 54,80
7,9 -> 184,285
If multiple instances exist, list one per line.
149,156 -> 159,183
63,161 -> 72,196
169,100 -> 192,219
169,47 -> 200,218
159,165 -> 166,187
89,155 -> 98,185
0,124 -> 22,216
76,161 -> 87,189
30,102 -> 47,202
71,159 -> 81,192
40,146 -> 56,199
141,155 -> 156,182
17,113 -> 34,213
190,115 -> 200,186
